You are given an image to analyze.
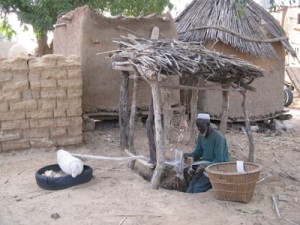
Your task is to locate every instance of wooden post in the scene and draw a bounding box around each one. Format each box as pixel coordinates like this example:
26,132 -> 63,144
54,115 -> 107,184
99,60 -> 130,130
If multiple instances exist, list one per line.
219,84 -> 231,133
164,108 -> 173,144
197,76 -> 206,112
149,81 -> 165,189
144,26 -> 160,164
127,74 -> 139,169
128,74 -> 139,150
146,97 -> 156,164
240,90 -> 255,162
190,77 -> 199,146
159,79 -> 172,145
119,71 -> 129,150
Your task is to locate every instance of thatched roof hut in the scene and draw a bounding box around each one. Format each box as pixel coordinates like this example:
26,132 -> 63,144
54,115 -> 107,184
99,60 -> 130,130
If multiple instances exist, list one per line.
176,0 -> 296,121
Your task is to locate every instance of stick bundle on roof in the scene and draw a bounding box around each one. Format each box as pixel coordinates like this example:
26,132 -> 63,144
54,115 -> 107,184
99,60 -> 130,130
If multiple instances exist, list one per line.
110,37 -> 263,90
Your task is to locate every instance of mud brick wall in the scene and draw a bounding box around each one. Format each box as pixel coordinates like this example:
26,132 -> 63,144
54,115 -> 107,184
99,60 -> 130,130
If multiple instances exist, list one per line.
0,54 -> 83,152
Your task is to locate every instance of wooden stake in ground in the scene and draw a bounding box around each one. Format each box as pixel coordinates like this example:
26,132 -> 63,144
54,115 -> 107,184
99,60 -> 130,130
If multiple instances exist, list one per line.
128,74 -> 139,150
145,26 -> 160,164
240,90 -> 255,162
119,71 -> 129,150
160,81 -> 172,145
146,97 -> 156,164
219,83 -> 231,133
150,81 -> 165,189
189,77 -> 199,146
128,73 -> 139,169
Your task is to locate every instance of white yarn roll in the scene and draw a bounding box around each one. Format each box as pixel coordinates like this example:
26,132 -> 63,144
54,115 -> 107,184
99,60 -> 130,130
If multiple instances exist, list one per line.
57,149 -> 84,178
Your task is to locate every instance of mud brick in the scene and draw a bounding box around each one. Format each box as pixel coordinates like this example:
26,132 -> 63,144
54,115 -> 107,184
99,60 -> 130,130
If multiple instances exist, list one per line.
1,120 -> 30,130
10,100 -> 37,111
41,89 -> 66,99
23,128 -> 49,138
26,110 -> 53,119
2,81 -> 28,91
0,112 -> 25,121
30,139 -> 55,148
50,128 -> 67,137
38,99 -> 56,109
56,135 -> 82,146
42,69 -> 67,79
0,92 -> 20,101
2,139 -> 30,151
30,118 -> 56,128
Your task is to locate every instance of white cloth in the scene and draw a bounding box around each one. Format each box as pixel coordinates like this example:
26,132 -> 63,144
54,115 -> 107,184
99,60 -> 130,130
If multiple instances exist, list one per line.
236,160 -> 245,173
57,149 -> 83,178
197,113 -> 210,120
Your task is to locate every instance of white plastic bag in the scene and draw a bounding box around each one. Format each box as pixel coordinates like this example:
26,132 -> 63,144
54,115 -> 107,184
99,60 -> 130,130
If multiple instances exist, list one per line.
57,149 -> 83,178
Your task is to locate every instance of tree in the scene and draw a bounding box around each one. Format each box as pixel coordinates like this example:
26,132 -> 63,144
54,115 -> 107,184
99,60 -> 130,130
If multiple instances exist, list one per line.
0,0 -> 173,55
0,15 -> 16,41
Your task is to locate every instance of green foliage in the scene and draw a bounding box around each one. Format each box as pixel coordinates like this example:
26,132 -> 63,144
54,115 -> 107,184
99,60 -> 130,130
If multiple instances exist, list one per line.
231,0 -> 248,17
0,17 -> 16,40
0,0 -> 173,38
269,0 -> 297,12
105,0 -> 173,16
232,0 -> 298,14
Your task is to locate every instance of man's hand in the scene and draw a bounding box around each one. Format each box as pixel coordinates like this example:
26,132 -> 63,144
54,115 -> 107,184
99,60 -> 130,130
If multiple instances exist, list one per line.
183,153 -> 193,159
195,164 -> 207,174
187,167 -> 195,176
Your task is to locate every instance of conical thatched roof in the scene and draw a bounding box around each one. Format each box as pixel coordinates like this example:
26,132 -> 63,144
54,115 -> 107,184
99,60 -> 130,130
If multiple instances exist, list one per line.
176,0 -> 296,58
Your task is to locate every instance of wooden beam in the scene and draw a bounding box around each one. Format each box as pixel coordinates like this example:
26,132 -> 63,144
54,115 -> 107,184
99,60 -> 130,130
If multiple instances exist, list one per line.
119,71 -> 130,150
128,74 -> 139,150
112,64 -> 135,72
159,76 -> 172,145
219,84 -> 231,133
190,78 -> 199,146
146,97 -> 156,164
158,82 -> 243,92
240,90 -> 255,162
150,81 -> 165,189
128,74 -> 139,169
197,76 -> 206,112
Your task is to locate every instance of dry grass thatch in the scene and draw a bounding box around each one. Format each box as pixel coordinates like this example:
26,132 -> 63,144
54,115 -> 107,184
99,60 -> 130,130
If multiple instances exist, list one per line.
110,36 -> 263,90
176,0 -> 296,58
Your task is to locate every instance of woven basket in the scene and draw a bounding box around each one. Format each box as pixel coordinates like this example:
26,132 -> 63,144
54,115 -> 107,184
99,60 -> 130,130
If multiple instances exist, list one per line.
205,162 -> 261,203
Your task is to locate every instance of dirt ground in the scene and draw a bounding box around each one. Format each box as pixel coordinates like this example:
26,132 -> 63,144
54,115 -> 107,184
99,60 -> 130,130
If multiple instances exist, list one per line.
1,98 -> 300,225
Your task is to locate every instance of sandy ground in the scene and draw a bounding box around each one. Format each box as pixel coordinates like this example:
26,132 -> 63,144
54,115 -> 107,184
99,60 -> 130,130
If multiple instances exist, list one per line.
1,99 -> 300,225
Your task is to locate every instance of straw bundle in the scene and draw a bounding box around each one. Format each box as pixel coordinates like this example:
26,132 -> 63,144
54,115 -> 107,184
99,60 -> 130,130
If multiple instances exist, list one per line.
111,37 -> 264,90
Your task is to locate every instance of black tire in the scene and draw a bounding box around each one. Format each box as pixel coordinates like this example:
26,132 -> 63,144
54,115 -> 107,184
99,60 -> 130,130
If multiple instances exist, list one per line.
284,88 -> 293,107
35,164 -> 93,190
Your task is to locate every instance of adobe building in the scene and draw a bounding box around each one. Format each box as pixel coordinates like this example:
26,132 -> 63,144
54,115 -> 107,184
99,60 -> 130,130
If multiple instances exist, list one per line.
53,6 -> 179,115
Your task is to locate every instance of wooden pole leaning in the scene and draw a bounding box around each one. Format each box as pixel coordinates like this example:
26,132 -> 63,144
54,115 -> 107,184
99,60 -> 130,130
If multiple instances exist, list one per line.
149,80 -> 165,189
240,90 -> 255,162
219,83 -> 231,133
189,77 -> 199,146
128,73 -> 139,169
119,71 -> 130,150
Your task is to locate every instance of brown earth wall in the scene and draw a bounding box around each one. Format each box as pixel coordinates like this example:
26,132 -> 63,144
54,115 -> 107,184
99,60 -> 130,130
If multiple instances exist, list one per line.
0,54 -> 83,152
54,6 -> 180,113
203,41 -> 285,120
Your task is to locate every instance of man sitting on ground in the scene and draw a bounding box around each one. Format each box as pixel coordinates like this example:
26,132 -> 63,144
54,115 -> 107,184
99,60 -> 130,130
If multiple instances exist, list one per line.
184,113 -> 229,193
